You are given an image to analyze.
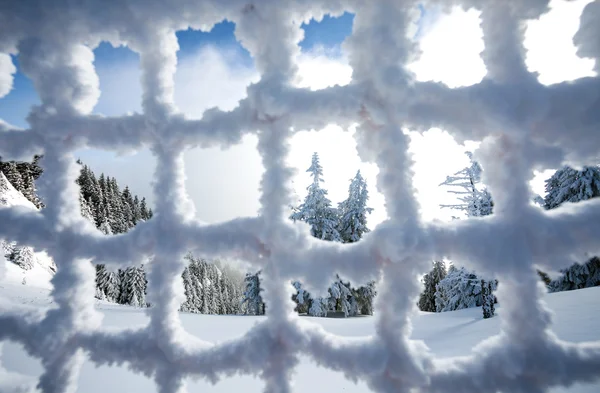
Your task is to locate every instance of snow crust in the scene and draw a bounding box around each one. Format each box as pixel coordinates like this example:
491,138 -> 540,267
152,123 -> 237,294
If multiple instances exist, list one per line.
0,0 -> 599,392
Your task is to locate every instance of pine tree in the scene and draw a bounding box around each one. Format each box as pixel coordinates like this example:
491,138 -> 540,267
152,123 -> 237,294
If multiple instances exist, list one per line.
337,170 -> 373,243
79,192 -> 95,222
308,297 -> 328,317
290,152 -> 341,241
140,197 -> 149,220
435,265 -> 482,312
481,279 -> 495,319
123,266 -> 147,307
132,195 -> 142,224
96,264 -> 121,302
418,261 -> 447,312
543,166 -> 600,292
440,153 -> 496,318
292,281 -> 310,314
440,152 -> 494,217
242,271 -> 264,315
3,162 -> 24,193
8,246 -> 36,270
354,281 -> 376,316
180,267 -> 199,313
543,165 -> 600,210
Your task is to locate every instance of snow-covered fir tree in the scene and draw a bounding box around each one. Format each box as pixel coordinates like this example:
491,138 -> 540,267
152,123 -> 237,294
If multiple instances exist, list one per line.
288,154 -> 377,317
291,281 -> 310,314
7,246 -> 36,271
435,265 -> 483,312
328,277 -> 358,317
242,271 -> 265,315
440,152 -> 493,217
543,165 -> 600,210
121,265 -> 147,308
95,265 -> 121,303
177,255 -> 245,315
549,258 -> 600,292
290,152 -> 341,241
308,297 -> 329,317
354,281 -> 376,316
439,152 -> 496,318
418,261 -> 447,312
337,170 -> 373,243
0,155 -> 44,208
481,279 -> 495,319
543,166 -> 600,292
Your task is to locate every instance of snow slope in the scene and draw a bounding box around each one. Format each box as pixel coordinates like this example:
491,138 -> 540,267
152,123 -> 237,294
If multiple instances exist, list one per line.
0,274 -> 598,393
0,171 -> 56,289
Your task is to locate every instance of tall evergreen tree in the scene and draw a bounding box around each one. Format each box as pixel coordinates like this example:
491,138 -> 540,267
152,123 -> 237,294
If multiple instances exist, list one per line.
440,152 -> 495,318
242,271 -> 264,315
481,279 -> 495,319
543,166 -> 600,292
418,261 -> 447,312
435,265 -> 482,312
122,265 -> 147,307
290,152 -> 341,241
337,170 -> 373,243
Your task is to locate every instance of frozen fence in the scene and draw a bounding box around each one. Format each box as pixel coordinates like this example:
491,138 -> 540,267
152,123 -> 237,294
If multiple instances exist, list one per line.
1,0 -> 600,392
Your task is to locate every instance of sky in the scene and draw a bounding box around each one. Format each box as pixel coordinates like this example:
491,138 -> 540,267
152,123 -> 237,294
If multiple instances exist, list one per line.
0,0 -> 596,228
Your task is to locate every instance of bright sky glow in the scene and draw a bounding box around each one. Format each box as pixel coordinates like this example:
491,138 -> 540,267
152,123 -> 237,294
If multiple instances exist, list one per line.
0,0 -> 596,228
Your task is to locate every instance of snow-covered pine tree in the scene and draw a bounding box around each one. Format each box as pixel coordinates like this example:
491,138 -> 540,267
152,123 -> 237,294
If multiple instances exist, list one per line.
220,275 -> 231,314
328,277 -> 358,317
354,280 -> 376,316
290,152 -> 341,242
95,264 -> 120,302
123,265 -> 147,307
2,162 -> 24,197
242,271 -> 264,315
308,297 -> 328,317
543,166 -> 600,292
208,265 -> 220,314
0,155 -> 44,207
549,257 -> 600,292
337,170 -> 373,243
199,261 -> 211,314
121,186 -> 134,229
439,152 -> 495,318
418,261 -> 447,312
132,195 -> 142,224
8,246 -> 35,270
79,192 -> 95,222
181,266 -> 200,313
435,265 -> 482,312
140,197 -> 150,220
543,165 -> 600,210
439,152 -> 493,218
481,279 -> 495,319
292,281 -> 310,314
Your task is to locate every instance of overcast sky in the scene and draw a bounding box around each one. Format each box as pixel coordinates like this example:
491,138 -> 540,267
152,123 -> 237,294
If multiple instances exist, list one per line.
0,0 -> 595,229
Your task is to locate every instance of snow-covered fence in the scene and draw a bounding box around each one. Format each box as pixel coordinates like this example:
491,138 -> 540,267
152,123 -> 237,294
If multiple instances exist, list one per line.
1,0 -> 600,392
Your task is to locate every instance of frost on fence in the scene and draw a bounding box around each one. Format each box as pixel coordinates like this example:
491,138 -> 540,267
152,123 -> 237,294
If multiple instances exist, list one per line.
0,0 -> 600,392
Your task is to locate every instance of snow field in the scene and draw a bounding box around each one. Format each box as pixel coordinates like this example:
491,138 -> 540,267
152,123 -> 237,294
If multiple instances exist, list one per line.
1,284 -> 599,393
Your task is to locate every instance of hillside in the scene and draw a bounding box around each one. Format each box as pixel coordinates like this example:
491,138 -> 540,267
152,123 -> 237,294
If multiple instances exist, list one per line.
0,171 -> 55,289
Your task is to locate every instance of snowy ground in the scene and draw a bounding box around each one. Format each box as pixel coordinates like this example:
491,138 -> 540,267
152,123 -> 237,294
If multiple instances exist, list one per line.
1,273 -> 599,392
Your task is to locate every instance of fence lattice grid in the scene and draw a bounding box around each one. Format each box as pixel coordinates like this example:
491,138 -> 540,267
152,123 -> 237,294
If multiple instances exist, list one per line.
0,0 -> 599,392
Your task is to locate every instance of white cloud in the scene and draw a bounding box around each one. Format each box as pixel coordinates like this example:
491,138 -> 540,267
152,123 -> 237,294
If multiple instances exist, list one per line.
0,53 -> 16,99
408,7 -> 486,88
525,0 -> 596,85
